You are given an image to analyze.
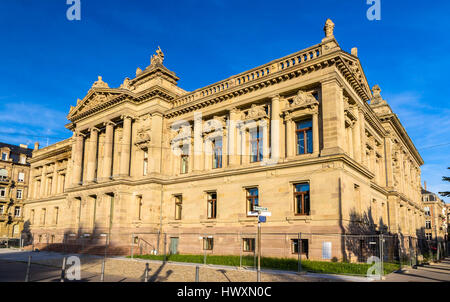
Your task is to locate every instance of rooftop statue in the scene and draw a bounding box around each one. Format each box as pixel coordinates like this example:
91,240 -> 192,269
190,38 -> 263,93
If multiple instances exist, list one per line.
150,46 -> 165,66
91,76 -> 109,89
324,18 -> 335,38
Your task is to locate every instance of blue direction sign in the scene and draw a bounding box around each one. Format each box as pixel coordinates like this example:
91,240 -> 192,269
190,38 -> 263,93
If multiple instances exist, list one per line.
258,216 -> 266,223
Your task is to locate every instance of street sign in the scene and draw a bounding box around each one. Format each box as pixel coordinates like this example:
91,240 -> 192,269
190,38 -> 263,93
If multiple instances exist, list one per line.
258,216 -> 266,223
254,206 -> 268,212
260,211 -> 272,217
247,211 -> 259,217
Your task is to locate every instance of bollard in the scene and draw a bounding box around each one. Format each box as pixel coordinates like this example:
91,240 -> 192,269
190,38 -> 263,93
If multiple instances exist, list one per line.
24,255 -> 32,282
60,257 -> 66,282
100,258 -> 106,282
144,263 -> 149,282
195,265 -> 199,282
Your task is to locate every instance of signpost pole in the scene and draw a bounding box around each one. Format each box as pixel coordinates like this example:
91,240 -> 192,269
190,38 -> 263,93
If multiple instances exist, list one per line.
257,219 -> 261,282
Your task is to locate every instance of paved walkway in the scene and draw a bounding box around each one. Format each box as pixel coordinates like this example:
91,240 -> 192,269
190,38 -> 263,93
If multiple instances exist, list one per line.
379,258 -> 450,282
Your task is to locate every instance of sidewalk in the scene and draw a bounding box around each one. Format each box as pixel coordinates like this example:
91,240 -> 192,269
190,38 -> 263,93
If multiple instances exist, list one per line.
378,258 -> 450,282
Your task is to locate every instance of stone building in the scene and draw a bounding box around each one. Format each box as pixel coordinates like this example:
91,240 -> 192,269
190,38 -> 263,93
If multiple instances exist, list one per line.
422,184 -> 447,244
24,20 -> 425,260
0,142 -> 33,239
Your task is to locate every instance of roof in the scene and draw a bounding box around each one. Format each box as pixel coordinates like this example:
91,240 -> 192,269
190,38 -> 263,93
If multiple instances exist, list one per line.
0,142 -> 33,157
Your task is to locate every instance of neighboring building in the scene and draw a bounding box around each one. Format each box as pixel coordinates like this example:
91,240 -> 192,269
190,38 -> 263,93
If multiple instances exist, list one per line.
0,142 -> 33,238
24,19 -> 425,260
422,185 -> 447,244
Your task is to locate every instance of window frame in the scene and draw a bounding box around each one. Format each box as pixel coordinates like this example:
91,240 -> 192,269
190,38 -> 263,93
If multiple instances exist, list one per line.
143,150 -> 148,176
0,187 -> 6,198
18,172 -> 25,182
250,129 -> 263,163
291,239 -> 309,256
294,183 -> 310,216
207,192 -> 217,219
243,238 -> 256,252
295,119 -> 313,155
14,206 -> 21,217
16,189 -> 23,199
212,138 -> 222,169
174,195 -> 182,220
246,187 -> 259,215
203,237 -> 214,250
180,154 -> 189,174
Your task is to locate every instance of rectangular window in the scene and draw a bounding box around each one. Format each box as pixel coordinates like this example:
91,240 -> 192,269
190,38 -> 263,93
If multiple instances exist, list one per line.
243,238 -> 255,252
143,151 -> 148,176
18,172 -> 25,182
0,187 -> 5,198
291,239 -> 309,256
207,192 -> 217,219
213,138 -> 222,169
250,129 -> 263,163
424,207 -> 430,216
137,195 -> 143,220
0,169 -> 7,181
175,195 -> 182,220
294,183 -> 310,215
203,237 -> 214,250
20,156 -> 26,164
1,153 -> 7,161
246,187 -> 259,213
54,207 -> 59,225
14,206 -> 21,217
31,209 -> 35,224
16,189 -> 23,199
41,208 -> 46,225
180,155 -> 189,174
425,220 -> 431,229
0,204 -> 4,214
425,233 -> 432,240
295,119 -> 313,155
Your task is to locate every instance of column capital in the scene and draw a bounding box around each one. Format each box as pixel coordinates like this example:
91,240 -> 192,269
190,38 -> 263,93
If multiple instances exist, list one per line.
120,114 -> 135,120
89,127 -> 100,133
270,94 -> 281,101
103,121 -> 116,127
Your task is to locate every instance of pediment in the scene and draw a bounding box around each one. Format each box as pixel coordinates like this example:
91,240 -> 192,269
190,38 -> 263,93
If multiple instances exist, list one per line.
340,54 -> 372,100
67,89 -> 124,121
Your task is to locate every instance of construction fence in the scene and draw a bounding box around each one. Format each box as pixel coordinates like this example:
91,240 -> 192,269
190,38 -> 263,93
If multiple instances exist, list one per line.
26,232 -> 448,277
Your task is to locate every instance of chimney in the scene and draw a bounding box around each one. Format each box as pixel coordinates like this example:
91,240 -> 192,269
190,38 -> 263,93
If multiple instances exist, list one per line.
351,47 -> 358,57
34,142 -> 39,151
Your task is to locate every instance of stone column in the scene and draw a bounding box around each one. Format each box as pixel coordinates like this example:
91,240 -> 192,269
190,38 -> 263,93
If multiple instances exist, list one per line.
51,162 -> 58,195
285,116 -> 294,158
262,120 -> 270,162
347,126 -> 354,158
150,113 -> 163,173
359,109 -> 366,164
72,132 -> 85,186
119,115 -> 133,177
228,109 -> 240,167
222,130 -> 228,168
102,121 -> 115,181
312,111 -> 319,155
270,95 -> 281,161
352,107 -> 362,163
86,127 -> 99,183
320,79 -> 345,156
193,114 -> 203,172
40,165 -> 47,198
242,129 -> 250,165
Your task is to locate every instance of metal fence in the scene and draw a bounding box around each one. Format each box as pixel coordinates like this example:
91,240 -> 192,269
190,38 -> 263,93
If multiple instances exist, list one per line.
26,231 -> 448,278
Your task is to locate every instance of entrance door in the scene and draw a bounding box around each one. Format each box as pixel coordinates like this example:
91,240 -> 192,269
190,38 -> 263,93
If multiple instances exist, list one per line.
170,237 -> 179,255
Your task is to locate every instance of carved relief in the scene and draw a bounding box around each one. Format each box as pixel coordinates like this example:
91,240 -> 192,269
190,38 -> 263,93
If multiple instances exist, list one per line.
135,114 -> 152,150
91,76 -> 109,89
245,104 -> 268,120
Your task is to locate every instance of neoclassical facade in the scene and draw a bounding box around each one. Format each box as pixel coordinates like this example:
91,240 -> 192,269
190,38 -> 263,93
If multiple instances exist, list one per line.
24,20 -> 425,259
0,142 -> 32,238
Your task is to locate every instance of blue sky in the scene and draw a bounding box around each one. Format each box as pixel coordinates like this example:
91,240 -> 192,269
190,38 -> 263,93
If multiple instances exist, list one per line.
0,0 -> 448,200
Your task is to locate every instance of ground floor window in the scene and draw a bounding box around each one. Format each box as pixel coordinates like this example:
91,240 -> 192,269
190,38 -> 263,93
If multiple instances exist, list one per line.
425,233 -> 432,240
243,238 -> 255,252
203,237 -> 214,250
291,239 -> 309,257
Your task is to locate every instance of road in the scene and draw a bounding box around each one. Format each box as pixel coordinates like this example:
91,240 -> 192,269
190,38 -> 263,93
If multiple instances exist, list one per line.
378,258 -> 450,282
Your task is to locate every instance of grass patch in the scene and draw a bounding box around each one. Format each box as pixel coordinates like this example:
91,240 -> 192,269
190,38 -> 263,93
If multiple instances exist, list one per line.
128,254 -> 400,276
